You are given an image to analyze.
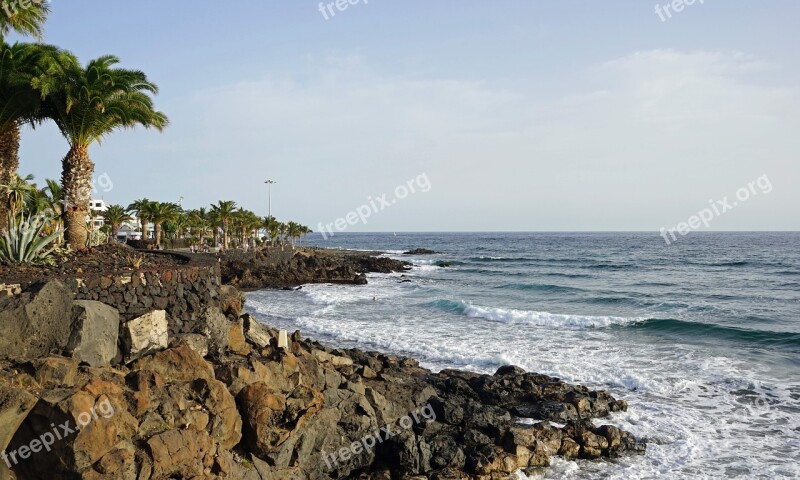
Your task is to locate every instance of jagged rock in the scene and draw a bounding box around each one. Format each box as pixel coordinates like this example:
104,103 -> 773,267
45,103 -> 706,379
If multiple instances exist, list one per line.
221,250 -> 409,289
243,314 -> 273,349
147,426 -> 217,479
313,349 -> 354,367
558,437 -> 580,459
190,378 -> 243,450
0,386 -> 38,454
228,319 -> 250,356
134,344 -> 215,382
121,310 -> 168,363
404,248 -> 437,255
34,356 -> 78,388
219,285 -> 245,319
8,378 -> 139,477
0,280 -> 73,360
81,440 -> 138,480
67,301 -> 120,367
172,334 -> 209,357
0,281 -> 646,480
201,306 -> 230,355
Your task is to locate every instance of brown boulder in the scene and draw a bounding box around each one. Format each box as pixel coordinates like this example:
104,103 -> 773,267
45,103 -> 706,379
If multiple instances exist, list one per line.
228,319 -> 251,356
147,427 -> 217,479
219,285 -> 245,318
34,357 -> 78,389
0,386 -> 38,455
133,344 -> 215,382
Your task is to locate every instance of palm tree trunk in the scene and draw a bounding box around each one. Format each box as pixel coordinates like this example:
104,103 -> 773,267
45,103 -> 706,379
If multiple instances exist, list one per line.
155,224 -> 162,247
61,145 -> 95,250
0,123 -> 21,232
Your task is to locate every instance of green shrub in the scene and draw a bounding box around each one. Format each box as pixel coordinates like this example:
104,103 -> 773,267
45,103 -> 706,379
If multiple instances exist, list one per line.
0,214 -> 61,265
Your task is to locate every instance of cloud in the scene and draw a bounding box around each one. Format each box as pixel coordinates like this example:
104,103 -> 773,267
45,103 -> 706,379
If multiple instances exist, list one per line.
129,49 -> 800,230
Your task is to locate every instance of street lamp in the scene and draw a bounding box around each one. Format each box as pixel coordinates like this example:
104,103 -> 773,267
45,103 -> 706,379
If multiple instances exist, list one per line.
264,180 -> 276,220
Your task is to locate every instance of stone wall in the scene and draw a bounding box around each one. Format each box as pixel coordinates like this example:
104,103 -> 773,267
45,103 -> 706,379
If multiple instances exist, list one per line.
68,265 -> 220,334
4,253 -> 222,335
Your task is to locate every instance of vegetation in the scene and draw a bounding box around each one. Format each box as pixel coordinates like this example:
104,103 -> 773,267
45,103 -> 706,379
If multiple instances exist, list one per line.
0,7 -> 311,264
101,205 -> 132,240
0,0 -> 50,39
0,213 -> 60,265
45,55 -> 168,249
140,201 -> 181,248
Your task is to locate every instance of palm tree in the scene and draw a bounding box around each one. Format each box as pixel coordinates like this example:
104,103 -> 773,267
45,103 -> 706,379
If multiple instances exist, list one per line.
24,184 -> 48,215
126,198 -> 151,240
187,208 -> 208,247
101,204 -> 132,241
141,201 -> 180,248
277,222 -> 288,246
0,0 -> 50,39
0,172 -> 34,217
0,43 -> 73,231
264,216 -> 280,246
45,55 -> 167,249
209,200 -> 237,250
286,221 -> 304,248
0,1 -> 50,229
173,213 -> 188,240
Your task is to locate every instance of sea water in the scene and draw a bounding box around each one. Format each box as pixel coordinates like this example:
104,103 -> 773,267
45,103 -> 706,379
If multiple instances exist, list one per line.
246,232 -> 800,479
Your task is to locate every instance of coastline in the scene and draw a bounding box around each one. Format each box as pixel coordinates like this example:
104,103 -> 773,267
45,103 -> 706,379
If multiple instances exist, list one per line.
0,247 -> 646,479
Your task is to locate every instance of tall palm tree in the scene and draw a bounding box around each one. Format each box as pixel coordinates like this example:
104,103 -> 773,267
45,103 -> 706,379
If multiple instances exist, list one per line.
0,42 -> 73,230
141,201 -> 180,248
0,0 -> 50,39
286,221 -> 303,248
187,208 -> 208,247
264,216 -> 280,246
0,0 -> 50,229
209,200 -> 237,250
277,222 -> 288,245
126,198 -> 151,239
101,204 -> 132,241
45,55 -> 167,249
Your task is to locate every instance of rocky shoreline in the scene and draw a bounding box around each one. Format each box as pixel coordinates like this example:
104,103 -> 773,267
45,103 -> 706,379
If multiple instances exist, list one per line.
220,248 -> 410,290
0,250 -> 646,479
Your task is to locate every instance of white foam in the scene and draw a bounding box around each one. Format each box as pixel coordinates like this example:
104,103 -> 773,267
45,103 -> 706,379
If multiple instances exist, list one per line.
244,283 -> 800,480
460,302 -> 643,329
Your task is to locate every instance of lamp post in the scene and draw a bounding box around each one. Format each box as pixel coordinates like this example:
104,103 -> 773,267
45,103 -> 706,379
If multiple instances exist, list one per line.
264,180 -> 276,219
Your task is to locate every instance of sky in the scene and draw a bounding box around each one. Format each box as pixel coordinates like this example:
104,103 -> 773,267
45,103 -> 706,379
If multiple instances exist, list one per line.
11,0 -> 800,232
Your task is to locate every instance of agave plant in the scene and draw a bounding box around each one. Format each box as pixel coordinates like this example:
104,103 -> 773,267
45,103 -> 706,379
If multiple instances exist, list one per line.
0,213 -> 60,265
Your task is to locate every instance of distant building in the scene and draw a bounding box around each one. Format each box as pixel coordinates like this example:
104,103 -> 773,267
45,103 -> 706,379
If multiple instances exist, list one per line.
88,199 -> 107,230
88,199 -> 150,242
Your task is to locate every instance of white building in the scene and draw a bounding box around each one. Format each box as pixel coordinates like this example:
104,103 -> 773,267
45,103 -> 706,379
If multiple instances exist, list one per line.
89,199 -> 107,230
88,199 -> 147,241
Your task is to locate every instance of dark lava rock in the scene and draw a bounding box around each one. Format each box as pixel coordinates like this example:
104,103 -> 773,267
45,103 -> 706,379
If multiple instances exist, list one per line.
220,249 -> 409,290
404,248 -> 437,255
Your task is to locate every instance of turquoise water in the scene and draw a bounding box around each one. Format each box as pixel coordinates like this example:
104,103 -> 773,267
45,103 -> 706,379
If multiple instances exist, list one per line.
247,232 -> 800,479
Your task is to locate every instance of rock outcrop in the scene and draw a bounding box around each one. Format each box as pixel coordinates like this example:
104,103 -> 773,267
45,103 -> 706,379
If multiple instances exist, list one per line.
0,272 -> 645,479
221,249 -> 409,290
67,301 -> 120,367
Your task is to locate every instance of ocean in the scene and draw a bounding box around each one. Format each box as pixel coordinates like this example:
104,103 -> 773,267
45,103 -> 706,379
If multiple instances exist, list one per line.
245,232 -> 800,479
